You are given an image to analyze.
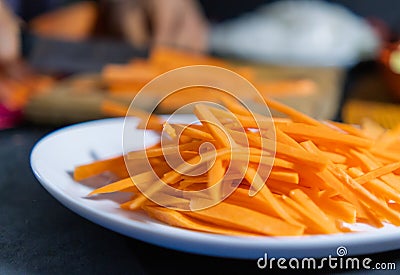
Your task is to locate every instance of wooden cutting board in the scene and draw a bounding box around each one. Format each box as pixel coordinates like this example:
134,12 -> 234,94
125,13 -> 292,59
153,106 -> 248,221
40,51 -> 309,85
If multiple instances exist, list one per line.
24,65 -> 344,125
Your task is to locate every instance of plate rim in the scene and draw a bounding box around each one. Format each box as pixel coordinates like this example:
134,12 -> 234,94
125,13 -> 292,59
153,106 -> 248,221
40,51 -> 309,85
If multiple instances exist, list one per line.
30,117 -> 400,259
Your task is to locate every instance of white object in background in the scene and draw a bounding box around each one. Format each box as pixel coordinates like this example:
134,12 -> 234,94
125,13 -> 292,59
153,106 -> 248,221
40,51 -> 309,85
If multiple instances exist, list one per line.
210,0 -> 380,66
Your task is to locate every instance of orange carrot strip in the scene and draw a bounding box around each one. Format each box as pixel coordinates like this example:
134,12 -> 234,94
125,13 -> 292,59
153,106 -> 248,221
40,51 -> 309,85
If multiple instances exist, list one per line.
243,167 -> 301,225
127,140 -> 203,159
288,189 -> 340,234
225,186 -> 281,217
266,179 -> 314,196
101,99 -> 128,117
373,125 -> 400,150
219,94 -> 252,116
300,141 -> 376,221
350,149 -> 400,192
194,104 -> 294,223
101,99 -> 164,131
275,128 -> 304,150
353,162 -> 400,185
207,157 -> 225,202
262,97 -> 324,127
371,148 -> 400,163
319,151 -> 347,164
315,197 -> 356,224
186,202 -> 305,236
208,106 -> 274,130
228,129 -> 327,170
89,177 -> 136,196
74,155 -> 128,181
143,205 -> 259,236
269,169 -> 299,184
281,195 -> 339,234
277,123 -> 373,148
330,166 -> 400,225
327,121 -> 367,138
348,167 -> 400,203
273,158 -> 296,170
167,124 -> 214,141
193,104 -> 234,148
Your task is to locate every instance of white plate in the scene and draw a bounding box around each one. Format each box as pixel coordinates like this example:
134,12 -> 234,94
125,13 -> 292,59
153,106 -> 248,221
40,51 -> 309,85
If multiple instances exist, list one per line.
31,118 -> 400,259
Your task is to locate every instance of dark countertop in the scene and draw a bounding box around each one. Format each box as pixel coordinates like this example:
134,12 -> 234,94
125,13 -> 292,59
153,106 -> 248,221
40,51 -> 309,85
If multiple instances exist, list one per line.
1,124 -> 400,275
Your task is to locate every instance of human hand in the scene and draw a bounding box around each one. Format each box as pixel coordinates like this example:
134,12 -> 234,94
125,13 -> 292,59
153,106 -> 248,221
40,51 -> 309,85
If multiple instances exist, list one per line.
111,0 -> 209,52
0,0 -> 20,64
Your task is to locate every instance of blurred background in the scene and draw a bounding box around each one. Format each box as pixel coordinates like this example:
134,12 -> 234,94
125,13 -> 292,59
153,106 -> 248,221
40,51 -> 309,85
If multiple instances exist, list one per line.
1,0 -> 400,129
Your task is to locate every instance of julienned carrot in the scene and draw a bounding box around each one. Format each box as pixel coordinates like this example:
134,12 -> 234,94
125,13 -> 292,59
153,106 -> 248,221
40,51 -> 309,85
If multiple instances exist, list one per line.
143,205 -> 259,236
326,121 -> 367,138
330,165 -> 400,226
101,99 -> 164,131
311,194 -> 356,224
275,128 -> 304,150
208,105 -> 274,130
193,104 -> 234,148
277,123 -> 374,148
185,201 -> 305,236
207,157 -> 225,202
353,162 -> 400,185
74,155 -> 128,181
347,167 -> 400,203
299,140 -> 388,222
126,140 -> 203,159
75,95 -> 400,237
228,129 -> 328,170
306,144 -> 398,226
350,149 -> 400,192
269,169 -> 299,184
288,189 -> 339,234
243,167 -> 301,225
262,97 -> 323,127
88,177 -> 136,196
280,195 -> 336,234
165,124 -> 214,141
225,186 -> 282,217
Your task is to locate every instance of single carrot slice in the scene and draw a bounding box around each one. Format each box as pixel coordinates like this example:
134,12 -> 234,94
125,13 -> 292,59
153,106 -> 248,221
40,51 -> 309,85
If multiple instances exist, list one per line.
143,205 -> 258,236
275,128 -> 304,150
269,169 -> 299,184
327,121 -> 367,138
127,140 -> 203,159
89,177 -> 136,196
74,155 -> 128,181
207,157 -> 225,202
166,124 -> 214,141
262,97 -> 324,127
277,123 -> 373,148
185,202 -> 305,236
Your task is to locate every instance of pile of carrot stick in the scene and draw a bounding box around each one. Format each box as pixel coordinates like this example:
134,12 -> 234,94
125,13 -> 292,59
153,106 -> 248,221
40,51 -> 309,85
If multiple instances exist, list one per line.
100,47 -> 316,114
74,96 -> 400,236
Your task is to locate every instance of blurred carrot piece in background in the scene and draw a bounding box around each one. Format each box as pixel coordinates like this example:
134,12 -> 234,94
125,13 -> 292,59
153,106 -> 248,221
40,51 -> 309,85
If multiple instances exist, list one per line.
29,1 -> 98,41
